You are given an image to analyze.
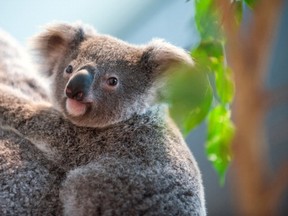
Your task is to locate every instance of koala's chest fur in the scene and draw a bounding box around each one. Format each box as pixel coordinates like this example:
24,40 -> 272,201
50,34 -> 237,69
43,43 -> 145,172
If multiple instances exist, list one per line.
54,107 -> 189,171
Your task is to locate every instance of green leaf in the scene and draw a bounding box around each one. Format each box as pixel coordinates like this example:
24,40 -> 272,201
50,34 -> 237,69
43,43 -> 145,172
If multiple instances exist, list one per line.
194,0 -> 223,41
193,0 -> 237,186
162,65 -> 213,135
233,0 -> 243,24
192,40 -> 224,72
214,65 -> 235,104
192,39 -> 234,104
206,105 -> 235,184
183,81 -> 213,135
243,0 -> 257,8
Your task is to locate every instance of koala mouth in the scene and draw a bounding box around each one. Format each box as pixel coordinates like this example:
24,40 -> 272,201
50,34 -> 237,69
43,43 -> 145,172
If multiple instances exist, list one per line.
66,98 -> 91,117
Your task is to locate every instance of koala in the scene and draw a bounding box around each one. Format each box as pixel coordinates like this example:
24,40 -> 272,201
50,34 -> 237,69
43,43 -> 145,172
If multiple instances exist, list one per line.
0,22 -> 206,215
0,29 -> 64,215
0,29 -> 48,101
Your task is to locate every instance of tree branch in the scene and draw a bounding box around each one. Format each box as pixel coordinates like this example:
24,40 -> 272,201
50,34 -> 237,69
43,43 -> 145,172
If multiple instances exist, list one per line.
215,0 -> 283,215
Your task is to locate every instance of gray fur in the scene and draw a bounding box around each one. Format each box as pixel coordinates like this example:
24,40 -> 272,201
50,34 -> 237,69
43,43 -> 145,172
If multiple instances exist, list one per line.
0,22 -> 206,215
0,29 -> 64,215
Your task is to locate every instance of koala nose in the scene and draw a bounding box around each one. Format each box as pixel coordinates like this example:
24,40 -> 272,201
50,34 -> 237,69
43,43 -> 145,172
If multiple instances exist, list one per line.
66,70 -> 94,101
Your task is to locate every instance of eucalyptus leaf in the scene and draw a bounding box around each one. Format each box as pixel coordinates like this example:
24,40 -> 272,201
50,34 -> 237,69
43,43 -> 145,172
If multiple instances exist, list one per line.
192,40 -> 224,72
194,0 -> 223,41
214,65 -> 235,104
234,0 -> 243,24
185,0 -> 239,185
163,65 -> 213,134
206,105 -> 235,184
183,81 -> 213,135
244,0 -> 257,8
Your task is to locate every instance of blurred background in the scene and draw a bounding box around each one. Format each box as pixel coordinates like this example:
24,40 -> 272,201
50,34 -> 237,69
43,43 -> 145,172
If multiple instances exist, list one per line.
0,0 -> 287,215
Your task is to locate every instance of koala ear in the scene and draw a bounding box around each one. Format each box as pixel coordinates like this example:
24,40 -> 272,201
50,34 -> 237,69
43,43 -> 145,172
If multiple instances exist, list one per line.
141,39 -> 193,77
31,22 -> 96,76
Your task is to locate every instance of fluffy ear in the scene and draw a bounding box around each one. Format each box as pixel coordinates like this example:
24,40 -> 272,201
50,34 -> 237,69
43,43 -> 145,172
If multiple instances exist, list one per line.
141,39 -> 193,77
30,22 -> 96,76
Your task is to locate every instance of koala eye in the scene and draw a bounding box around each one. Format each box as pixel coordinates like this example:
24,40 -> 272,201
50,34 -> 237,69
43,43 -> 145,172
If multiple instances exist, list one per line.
65,65 -> 73,74
107,77 -> 118,86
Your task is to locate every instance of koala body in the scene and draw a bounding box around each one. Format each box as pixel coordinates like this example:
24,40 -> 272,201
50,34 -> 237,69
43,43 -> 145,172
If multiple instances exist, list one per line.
0,23 -> 206,215
0,30 -> 64,215
0,29 -> 48,100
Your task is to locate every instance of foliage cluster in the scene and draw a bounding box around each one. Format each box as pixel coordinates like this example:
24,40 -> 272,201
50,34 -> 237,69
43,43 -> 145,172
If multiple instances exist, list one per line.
165,0 -> 255,183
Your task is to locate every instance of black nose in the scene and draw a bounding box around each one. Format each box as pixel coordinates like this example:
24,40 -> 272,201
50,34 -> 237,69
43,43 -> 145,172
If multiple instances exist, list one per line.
65,70 -> 94,101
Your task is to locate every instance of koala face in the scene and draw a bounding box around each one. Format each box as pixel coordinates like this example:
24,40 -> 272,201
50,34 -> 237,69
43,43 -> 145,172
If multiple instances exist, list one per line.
33,22 -> 192,128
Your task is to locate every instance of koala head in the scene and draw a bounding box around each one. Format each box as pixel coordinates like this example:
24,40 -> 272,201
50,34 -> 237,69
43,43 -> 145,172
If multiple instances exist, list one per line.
32,22 -> 193,128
